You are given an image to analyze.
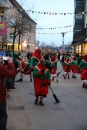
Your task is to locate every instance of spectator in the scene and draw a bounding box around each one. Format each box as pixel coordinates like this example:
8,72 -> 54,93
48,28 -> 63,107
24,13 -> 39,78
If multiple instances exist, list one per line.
58,52 -> 60,61
0,56 -> 16,130
27,51 -> 31,60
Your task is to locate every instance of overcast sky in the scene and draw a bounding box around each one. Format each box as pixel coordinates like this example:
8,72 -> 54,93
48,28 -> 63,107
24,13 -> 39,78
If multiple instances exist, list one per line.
17,0 -> 74,47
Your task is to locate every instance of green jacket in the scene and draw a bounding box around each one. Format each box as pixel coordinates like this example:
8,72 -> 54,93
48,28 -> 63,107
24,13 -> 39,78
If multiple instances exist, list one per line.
78,60 -> 87,70
30,57 -> 39,67
33,67 -> 50,80
70,60 -> 78,67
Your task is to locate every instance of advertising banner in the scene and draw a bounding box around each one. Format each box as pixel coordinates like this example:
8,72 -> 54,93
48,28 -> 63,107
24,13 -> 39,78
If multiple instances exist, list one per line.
0,22 -> 7,36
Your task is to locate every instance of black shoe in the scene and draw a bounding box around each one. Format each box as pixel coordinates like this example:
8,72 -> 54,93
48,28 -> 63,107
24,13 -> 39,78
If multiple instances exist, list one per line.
85,85 -> 87,89
15,78 -> 23,82
82,84 -> 85,88
30,79 -> 32,82
52,77 -> 54,81
56,80 -> 58,83
39,101 -> 44,106
35,98 -> 38,105
12,87 -> 16,89
64,76 -> 66,79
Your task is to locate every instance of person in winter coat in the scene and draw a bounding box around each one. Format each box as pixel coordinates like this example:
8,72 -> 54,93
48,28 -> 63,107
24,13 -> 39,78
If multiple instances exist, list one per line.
78,54 -> 87,89
0,56 -> 16,130
33,59 -> 51,106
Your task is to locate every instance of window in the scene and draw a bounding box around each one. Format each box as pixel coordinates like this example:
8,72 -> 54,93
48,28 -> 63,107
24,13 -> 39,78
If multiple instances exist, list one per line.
10,33 -> 14,39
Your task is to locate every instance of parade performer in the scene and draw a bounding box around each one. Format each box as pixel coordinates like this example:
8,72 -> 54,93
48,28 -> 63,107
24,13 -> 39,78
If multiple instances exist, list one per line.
78,54 -> 87,89
50,52 -> 58,83
70,56 -> 78,78
24,57 -> 33,82
33,59 -> 51,106
30,48 -> 42,68
63,56 -> 71,79
15,55 -> 28,81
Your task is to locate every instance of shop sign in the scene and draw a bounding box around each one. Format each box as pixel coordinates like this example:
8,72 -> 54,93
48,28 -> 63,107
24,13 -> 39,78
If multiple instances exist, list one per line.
76,14 -> 82,19
0,22 -> 7,36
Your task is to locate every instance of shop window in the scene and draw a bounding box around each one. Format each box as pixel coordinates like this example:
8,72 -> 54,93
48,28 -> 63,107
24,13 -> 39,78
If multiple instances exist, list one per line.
76,46 -> 78,53
79,45 -> 81,53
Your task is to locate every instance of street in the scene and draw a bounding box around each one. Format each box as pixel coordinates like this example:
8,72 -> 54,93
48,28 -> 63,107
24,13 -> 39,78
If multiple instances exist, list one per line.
7,62 -> 87,130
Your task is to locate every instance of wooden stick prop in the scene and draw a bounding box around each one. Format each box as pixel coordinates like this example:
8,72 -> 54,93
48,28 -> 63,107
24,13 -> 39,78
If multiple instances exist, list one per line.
52,69 -> 63,81
49,85 -> 60,103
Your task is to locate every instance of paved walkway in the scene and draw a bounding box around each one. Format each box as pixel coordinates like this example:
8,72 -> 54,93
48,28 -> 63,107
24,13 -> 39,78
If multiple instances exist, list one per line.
7,62 -> 87,130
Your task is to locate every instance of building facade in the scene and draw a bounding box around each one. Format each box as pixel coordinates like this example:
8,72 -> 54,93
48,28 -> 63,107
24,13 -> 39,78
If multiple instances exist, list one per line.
0,0 -> 36,52
0,0 -> 9,50
72,0 -> 87,56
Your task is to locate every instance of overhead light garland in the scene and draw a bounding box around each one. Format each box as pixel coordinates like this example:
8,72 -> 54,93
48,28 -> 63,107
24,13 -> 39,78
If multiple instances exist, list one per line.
36,25 -> 72,30
36,31 -> 73,35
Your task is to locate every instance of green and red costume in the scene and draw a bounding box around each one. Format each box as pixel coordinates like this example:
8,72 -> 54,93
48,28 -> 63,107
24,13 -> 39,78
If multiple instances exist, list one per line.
62,59 -> 71,73
50,56 -> 57,76
33,61 -> 50,97
70,57 -> 78,74
78,55 -> 87,80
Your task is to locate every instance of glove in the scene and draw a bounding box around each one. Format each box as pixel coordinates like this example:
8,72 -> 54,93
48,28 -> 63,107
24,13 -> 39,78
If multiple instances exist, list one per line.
41,70 -> 44,74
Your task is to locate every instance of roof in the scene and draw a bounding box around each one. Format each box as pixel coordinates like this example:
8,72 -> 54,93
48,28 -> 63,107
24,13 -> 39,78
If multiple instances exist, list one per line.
9,0 -> 37,24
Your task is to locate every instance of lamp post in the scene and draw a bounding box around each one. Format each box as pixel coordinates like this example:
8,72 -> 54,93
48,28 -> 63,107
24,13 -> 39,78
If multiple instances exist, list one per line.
60,32 -> 68,50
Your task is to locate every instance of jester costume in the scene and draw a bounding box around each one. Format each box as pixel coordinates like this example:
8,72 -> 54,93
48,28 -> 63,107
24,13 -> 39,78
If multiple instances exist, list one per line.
62,57 -> 71,79
70,56 -> 78,78
78,54 -> 87,88
33,59 -> 51,106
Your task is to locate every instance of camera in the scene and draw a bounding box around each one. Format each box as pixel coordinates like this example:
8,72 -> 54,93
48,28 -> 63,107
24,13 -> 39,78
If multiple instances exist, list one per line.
1,57 -> 8,66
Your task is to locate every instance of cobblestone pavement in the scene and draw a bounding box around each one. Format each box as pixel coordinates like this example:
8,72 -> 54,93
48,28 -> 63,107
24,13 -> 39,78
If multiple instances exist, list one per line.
7,62 -> 87,130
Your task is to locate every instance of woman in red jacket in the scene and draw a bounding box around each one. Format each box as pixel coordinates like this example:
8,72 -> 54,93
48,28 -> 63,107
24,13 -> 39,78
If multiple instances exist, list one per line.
0,56 -> 16,130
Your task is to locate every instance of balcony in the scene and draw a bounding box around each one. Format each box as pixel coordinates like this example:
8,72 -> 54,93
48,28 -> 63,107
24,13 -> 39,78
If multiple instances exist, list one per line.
72,27 -> 87,44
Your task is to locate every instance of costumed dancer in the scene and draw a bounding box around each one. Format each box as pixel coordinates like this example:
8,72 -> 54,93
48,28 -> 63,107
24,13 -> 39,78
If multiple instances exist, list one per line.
22,48 -> 42,81
78,54 -> 87,89
23,55 -> 33,82
18,56 -> 26,82
30,48 -> 42,69
63,56 -> 71,79
70,56 -> 78,78
50,52 -> 58,83
33,59 -> 51,106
